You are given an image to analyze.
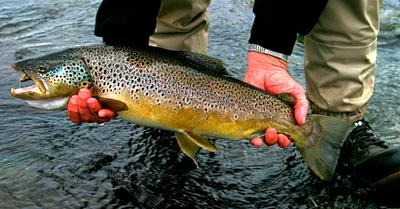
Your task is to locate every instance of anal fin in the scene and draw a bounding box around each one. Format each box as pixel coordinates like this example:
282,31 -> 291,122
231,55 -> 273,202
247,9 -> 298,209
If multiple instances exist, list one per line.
175,131 -> 217,159
175,133 -> 200,159
183,131 -> 216,153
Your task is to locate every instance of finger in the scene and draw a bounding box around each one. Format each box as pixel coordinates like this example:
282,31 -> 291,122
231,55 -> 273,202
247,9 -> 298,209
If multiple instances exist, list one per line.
294,102 -> 308,125
265,128 -> 278,146
291,84 -> 308,125
77,89 -> 95,122
250,137 -> 264,147
87,98 -> 111,123
78,88 -> 91,99
98,109 -> 117,120
67,95 -> 82,124
277,134 -> 291,148
87,98 -> 102,115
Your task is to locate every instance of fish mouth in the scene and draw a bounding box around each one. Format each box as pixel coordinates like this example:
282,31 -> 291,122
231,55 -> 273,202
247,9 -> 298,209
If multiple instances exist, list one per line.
10,64 -> 48,99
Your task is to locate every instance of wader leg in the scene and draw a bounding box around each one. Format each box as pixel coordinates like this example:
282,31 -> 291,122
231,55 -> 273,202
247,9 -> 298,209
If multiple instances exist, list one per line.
304,0 -> 383,120
149,0 -> 211,54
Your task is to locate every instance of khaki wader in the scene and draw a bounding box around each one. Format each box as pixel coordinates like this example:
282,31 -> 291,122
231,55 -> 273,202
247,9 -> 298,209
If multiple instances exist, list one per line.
149,0 -> 211,54
150,0 -> 382,121
304,0 -> 383,120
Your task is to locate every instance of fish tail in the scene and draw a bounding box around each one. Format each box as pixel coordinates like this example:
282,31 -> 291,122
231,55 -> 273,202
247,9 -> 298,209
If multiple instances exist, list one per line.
295,114 -> 354,181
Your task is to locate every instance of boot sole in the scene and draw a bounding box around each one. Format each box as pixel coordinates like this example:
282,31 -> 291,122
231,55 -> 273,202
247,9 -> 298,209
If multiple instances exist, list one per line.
355,147 -> 400,188
373,170 -> 400,188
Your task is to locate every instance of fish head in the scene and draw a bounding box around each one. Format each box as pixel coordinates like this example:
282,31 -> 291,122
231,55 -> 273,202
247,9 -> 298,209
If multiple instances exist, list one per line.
10,49 -> 93,110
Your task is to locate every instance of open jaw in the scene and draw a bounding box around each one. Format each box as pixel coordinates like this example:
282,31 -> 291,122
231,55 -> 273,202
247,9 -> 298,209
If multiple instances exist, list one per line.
10,67 -> 70,110
10,70 -> 47,98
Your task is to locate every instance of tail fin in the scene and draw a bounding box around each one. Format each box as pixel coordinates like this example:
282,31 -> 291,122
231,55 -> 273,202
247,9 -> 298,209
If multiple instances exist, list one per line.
296,114 -> 354,181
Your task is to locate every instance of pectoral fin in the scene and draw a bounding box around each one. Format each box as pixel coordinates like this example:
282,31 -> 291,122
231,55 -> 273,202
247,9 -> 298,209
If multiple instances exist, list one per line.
97,98 -> 128,112
175,133 -> 200,159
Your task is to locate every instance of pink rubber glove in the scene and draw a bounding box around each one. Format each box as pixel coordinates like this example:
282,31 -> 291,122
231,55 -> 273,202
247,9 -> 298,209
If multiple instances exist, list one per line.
67,88 -> 116,124
244,52 -> 309,148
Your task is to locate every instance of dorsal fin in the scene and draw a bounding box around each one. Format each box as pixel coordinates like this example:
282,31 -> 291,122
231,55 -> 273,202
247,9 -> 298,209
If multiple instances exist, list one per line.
277,93 -> 296,106
178,51 -> 229,75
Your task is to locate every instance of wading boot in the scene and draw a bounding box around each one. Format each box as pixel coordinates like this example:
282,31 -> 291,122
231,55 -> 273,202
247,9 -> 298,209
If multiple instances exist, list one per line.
340,119 -> 400,188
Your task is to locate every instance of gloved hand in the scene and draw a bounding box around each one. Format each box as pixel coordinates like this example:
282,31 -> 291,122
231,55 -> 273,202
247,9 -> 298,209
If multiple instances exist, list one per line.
244,51 -> 309,148
67,88 -> 116,124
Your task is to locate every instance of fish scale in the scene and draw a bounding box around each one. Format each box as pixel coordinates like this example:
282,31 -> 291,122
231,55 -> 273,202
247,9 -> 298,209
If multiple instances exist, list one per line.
10,44 -> 355,181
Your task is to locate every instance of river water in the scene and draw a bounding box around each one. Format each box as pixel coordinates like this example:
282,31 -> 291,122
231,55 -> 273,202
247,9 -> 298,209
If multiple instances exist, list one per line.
0,0 -> 399,208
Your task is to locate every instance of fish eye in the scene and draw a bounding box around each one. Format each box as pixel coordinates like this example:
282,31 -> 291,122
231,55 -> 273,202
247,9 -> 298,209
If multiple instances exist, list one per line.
38,65 -> 46,73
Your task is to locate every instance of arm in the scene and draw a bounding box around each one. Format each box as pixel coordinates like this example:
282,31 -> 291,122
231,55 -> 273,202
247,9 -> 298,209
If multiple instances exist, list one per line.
95,0 -> 161,46
246,0 -> 327,147
250,0 -> 328,55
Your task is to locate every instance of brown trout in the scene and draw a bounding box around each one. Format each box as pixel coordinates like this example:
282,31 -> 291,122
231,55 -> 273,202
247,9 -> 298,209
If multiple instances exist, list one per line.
10,44 -> 354,181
